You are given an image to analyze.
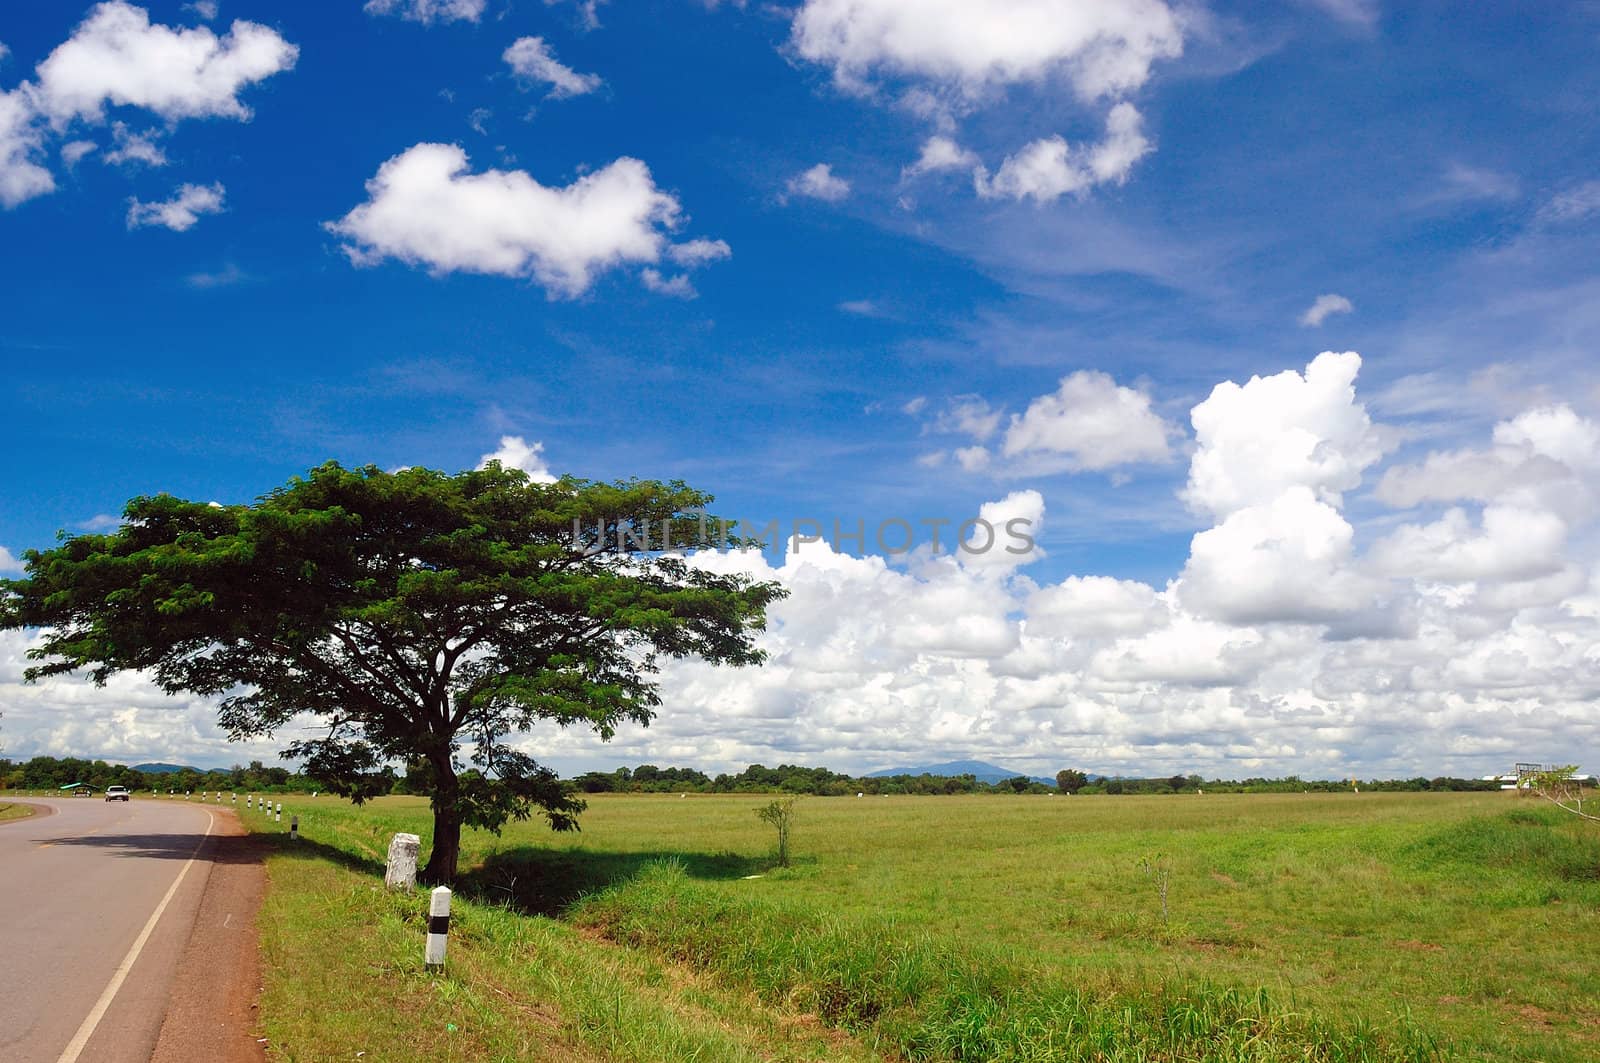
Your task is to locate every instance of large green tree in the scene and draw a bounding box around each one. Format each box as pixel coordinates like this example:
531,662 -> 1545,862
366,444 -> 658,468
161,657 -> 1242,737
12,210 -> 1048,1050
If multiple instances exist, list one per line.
1,462 -> 783,882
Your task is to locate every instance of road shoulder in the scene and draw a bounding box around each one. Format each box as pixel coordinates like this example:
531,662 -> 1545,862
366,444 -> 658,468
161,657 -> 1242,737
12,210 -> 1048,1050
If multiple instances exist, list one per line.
151,809 -> 269,1063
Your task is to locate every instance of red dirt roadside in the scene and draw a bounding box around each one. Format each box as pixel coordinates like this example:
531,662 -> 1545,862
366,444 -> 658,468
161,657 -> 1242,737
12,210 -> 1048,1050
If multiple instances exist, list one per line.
151,809 -> 269,1063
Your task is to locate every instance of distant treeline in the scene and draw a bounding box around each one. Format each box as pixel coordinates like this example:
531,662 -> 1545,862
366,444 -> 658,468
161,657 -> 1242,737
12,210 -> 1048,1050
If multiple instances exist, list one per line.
570,764 -> 1507,796
0,756 -> 320,795
2,754 -> 1506,798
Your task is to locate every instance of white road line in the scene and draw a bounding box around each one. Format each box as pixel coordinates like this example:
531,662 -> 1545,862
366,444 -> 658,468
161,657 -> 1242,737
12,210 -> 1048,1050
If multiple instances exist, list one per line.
54,810 -> 215,1063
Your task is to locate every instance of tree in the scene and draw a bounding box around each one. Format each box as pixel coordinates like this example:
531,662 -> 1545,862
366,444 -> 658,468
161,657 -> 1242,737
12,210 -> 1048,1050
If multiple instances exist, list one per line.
1524,765 -> 1599,822
1055,769 -> 1088,794
756,797 -> 798,868
1,461 -> 784,883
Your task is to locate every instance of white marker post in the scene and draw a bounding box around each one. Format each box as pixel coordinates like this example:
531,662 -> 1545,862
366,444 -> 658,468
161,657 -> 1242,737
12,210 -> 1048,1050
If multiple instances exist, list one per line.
425,886 -> 451,969
386,833 -> 421,891
290,815 -> 299,841
275,802 -> 282,824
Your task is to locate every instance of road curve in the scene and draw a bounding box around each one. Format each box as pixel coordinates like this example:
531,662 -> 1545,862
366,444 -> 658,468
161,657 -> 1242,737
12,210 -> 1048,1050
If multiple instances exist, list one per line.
0,797 -> 222,1063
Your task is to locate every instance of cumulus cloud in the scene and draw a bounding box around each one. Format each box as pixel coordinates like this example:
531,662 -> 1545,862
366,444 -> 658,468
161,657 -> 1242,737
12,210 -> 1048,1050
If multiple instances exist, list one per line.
1377,404 -> 1600,518
11,353 -> 1600,782
790,0 -> 1183,101
327,143 -> 713,298
1183,351 -> 1387,519
126,181 -> 224,231
920,370 -> 1177,477
478,435 -> 558,483
102,122 -> 165,167
0,545 -> 22,573
975,102 -> 1150,202
503,37 -> 602,98
1001,370 -> 1175,471
365,0 -> 485,24
32,2 -> 297,125
0,4 -> 294,210
1300,293 -> 1354,327
785,163 -> 850,203
902,135 -> 978,179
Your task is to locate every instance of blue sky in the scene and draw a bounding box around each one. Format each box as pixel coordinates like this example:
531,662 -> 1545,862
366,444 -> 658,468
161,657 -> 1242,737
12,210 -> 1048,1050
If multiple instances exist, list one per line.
3,2 -> 1599,777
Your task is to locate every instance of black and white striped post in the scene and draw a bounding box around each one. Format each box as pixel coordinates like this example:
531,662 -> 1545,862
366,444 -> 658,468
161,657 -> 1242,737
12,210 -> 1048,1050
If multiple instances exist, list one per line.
425,886 -> 451,969
275,802 -> 282,824
290,815 -> 299,841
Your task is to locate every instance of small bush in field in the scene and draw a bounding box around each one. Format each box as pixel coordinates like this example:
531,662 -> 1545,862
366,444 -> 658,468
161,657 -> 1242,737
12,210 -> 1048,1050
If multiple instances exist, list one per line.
756,797 -> 798,867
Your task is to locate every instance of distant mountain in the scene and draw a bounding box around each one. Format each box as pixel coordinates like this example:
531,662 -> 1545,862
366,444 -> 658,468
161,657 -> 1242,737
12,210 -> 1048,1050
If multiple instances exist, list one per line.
867,759 -> 1056,786
131,762 -> 201,774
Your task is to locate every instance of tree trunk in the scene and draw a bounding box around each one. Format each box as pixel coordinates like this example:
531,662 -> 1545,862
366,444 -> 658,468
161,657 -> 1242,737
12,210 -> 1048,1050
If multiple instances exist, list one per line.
422,804 -> 462,885
421,755 -> 462,884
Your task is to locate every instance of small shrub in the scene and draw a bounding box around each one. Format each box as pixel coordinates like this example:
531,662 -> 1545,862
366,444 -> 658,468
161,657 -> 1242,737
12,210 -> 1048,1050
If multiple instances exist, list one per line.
755,797 -> 798,868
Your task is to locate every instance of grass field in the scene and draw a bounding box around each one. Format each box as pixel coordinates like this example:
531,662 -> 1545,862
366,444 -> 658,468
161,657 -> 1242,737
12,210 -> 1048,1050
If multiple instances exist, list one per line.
0,800 -> 36,821
238,791 -> 1600,1061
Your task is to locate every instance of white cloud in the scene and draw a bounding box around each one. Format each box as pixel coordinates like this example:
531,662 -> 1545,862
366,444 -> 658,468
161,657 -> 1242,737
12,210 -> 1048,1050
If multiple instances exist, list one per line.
364,0 -> 485,24
1183,351 -> 1387,519
1377,404 -> 1600,516
0,88 -> 52,208
641,268 -> 696,299
790,0 -> 1183,101
184,262 -> 246,288
32,2 -> 298,125
1300,292 -> 1354,327
477,435 -> 558,483
1370,505 -> 1568,584
10,354 -> 1600,782
327,143 -> 707,298
1026,575 -> 1165,639
102,122 -> 166,167
785,162 -> 850,203
0,5 -> 291,211
934,395 -> 1003,442
902,135 -> 978,179
185,1 -> 220,20
546,0 -> 606,31
1001,370 -> 1175,472
1432,162 -> 1519,204
0,545 -> 22,574
1303,0 -> 1379,27
60,139 -> 97,167
1537,181 -> 1600,226
975,102 -> 1150,202
666,238 -> 732,267
1176,486 -> 1377,624
838,299 -> 879,316
503,37 -> 602,99
126,181 -> 224,231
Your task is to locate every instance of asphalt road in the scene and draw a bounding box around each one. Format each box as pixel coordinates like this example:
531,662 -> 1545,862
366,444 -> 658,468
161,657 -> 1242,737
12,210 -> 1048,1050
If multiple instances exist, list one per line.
0,797 -> 220,1063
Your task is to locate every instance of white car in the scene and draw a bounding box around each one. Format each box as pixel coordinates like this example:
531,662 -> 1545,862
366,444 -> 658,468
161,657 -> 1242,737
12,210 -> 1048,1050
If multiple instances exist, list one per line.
104,786 -> 131,802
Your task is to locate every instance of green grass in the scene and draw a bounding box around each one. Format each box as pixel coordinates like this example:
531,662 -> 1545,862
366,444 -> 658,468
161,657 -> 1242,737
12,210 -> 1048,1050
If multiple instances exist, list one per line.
0,801 -> 36,821
240,792 -> 1600,1062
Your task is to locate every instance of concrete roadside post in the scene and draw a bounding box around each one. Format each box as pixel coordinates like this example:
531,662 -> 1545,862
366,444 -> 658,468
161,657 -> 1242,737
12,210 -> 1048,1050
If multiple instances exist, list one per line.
386,833 -> 420,890
290,815 -> 299,841
275,802 -> 281,824
425,886 -> 451,970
